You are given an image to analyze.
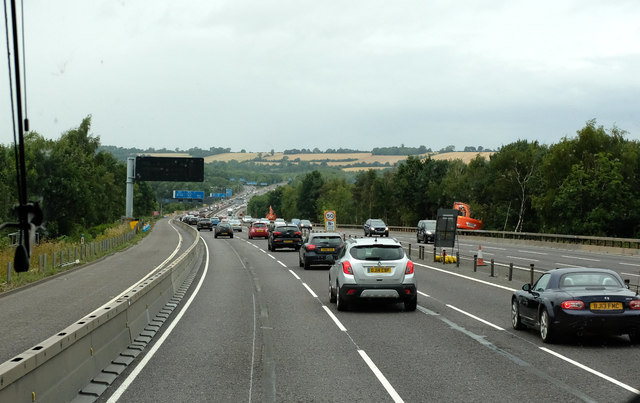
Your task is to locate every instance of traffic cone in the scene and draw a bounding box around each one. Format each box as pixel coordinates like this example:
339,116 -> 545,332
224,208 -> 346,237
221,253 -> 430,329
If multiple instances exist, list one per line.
477,245 -> 486,266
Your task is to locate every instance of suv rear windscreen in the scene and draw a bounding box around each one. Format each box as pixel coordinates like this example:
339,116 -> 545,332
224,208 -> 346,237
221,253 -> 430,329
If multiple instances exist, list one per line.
350,245 -> 404,261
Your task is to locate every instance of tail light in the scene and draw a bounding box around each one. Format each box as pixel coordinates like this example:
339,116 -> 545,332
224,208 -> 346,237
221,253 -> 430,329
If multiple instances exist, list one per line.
342,261 -> 353,275
630,300 -> 640,310
405,260 -> 414,274
295,231 -> 301,236
561,300 -> 584,310
273,231 -> 282,236
306,244 -> 316,251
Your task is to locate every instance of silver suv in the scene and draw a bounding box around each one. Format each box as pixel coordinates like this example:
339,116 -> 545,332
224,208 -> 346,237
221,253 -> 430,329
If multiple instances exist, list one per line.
328,237 -> 417,311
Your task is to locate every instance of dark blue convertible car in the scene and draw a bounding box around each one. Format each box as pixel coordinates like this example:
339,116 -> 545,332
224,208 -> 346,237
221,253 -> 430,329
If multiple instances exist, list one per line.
511,268 -> 640,343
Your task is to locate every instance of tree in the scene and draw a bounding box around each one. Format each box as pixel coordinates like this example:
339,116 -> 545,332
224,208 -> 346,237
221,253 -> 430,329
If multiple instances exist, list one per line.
297,171 -> 324,221
487,140 -> 546,232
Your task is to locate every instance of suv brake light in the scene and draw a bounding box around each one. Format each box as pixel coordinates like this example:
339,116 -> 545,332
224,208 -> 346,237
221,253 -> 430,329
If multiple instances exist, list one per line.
405,260 -> 414,274
306,244 -> 316,251
342,261 -> 353,275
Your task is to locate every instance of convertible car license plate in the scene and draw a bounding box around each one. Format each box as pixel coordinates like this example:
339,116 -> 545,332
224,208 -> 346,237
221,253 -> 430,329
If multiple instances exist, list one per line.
320,248 -> 335,252
590,302 -> 623,310
368,267 -> 391,273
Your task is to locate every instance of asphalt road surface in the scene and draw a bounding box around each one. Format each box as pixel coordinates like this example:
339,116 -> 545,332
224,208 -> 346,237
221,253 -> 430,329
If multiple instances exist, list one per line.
93,222 -> 640,402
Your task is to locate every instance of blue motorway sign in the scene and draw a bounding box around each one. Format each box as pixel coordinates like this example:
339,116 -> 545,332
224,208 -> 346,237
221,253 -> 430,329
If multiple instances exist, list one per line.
210,193 -> 227,198
226,188 -> 233,198
246,181 -> 258,185
173,190 -> 205,200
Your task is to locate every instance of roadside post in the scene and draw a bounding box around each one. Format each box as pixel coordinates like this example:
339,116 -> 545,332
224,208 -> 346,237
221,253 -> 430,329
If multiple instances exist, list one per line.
530,263 -> 535,285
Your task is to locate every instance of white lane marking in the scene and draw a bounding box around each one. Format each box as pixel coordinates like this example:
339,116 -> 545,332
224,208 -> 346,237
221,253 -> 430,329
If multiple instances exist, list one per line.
470,250 -> 494,255
540,347 -> 640,395
517,250 -> 547,255
555,262 -> 575,267
561,255 -> 600,262
358,350 -> 404,403
322,306 -> 347,331
107,238 -> 211,402
445,304 -> 504,331
620,262 -> 640,267
417,291 -> 430,297
622,272 -> 640,277
507,256 -> 539,262
288,270 -> 301,280
268,254 -> 276,260
303,283 -> 318,298
461,244 -> 506,251
277,261 -> 287,268
414,262 -> 517,292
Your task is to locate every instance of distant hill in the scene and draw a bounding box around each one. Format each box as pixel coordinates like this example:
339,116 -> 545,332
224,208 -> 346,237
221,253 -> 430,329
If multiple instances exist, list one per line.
99,146 -> 494,171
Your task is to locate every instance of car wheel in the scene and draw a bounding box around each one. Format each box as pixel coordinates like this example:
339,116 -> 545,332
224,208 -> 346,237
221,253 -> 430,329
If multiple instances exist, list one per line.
416,235 -> 421,244
214,234 -> 218,238
404,296 -> 417,311
303,260 -> 310,270
329,280 -> 337,303
540,309 -> 555,343
230,235 -> 234,238
629,331 -> 639,344
210,228 -> 213,231
299,256 -> 304,267
336,286 -> 349,311
511,299 -> 525,330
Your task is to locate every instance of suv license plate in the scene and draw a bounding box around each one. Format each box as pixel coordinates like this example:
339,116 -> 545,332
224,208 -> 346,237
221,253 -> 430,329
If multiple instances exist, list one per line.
368,267 -> 391,273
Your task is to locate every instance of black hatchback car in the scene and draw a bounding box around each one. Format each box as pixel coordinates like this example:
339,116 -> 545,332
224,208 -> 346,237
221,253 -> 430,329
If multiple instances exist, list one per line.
363,219 -> 389,237
268,225 -> 302,251
197,218 -> 213,231
214,222 -> 234,238
416,219 -> 436,243
299,232 -> 344,269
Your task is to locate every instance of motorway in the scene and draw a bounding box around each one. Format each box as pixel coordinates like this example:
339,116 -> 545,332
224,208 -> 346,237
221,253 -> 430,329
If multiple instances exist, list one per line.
85,220 -> 640,402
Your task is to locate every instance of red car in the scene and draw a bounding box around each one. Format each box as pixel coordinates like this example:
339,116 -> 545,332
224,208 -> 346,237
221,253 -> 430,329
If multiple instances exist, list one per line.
248,221 -> 269,239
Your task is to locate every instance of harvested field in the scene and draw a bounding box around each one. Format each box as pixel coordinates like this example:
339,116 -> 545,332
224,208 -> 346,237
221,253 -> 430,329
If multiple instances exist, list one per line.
429,152 -> 494,163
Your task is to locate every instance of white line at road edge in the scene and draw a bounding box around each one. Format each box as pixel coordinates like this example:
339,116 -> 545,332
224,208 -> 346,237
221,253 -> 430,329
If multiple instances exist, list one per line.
277,261 -> 287,268
322,306 -> 347,331
445,304 -> 504,331
358,350 -> 404,403
539,347 -> 640,395
288,269 -> 301,280
414,262 -> 517,292
107,239 -> 211,402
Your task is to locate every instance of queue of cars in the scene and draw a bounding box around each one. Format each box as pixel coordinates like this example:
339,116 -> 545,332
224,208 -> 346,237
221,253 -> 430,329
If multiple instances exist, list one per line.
179,212 -> 640,340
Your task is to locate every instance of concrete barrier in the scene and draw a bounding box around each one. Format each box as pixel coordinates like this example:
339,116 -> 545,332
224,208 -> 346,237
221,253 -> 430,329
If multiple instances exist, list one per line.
0,220 -> 203,402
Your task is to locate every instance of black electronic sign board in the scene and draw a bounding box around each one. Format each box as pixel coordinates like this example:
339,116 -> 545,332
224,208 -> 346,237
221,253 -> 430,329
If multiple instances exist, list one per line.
435,208 -> 457,249
135,156 -> 204,182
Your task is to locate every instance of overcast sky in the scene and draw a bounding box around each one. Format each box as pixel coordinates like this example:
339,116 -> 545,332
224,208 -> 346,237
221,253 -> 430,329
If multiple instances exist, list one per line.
1,0 -> 639,152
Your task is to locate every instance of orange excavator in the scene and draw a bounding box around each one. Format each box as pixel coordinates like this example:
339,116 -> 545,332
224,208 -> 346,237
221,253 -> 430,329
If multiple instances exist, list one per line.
266,206 -> 277,221
453,202 -> 482,230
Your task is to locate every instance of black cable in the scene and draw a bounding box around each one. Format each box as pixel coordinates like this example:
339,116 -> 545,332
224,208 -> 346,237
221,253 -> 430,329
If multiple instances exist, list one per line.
3,0 -> 21,200
19,0 -> 26,130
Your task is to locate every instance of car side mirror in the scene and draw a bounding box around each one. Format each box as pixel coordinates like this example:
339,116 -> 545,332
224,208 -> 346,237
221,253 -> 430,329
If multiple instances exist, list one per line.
624,279 -> 630,289
522,283 -> 531,292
